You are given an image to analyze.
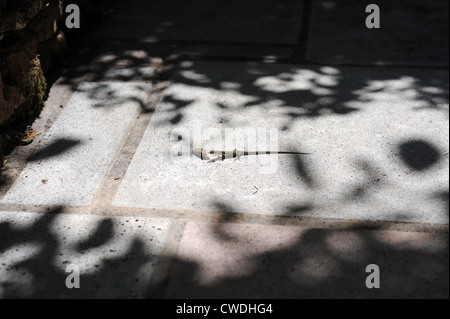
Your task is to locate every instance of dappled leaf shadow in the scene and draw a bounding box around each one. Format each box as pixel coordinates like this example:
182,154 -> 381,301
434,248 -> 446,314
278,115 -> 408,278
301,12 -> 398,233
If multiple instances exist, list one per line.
285,204 -> 314,216
432,190 -> 449,219
27,138 -> 82,162
210,201 -> 247,242
398,140 -> 441,171
345,158 -> 385,201
76,218 -> 114,253
74,82 -> 150,110
292,152 -> 315,188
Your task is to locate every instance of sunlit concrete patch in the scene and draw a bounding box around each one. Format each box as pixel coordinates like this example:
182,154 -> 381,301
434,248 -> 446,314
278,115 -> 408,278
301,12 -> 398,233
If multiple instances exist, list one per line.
95,0 -> 303,45
0,211 -> 170,298
165,222 -> 448,298
1,82 -> 150,206
113,61 -> 448,224
307,0 -> 449,66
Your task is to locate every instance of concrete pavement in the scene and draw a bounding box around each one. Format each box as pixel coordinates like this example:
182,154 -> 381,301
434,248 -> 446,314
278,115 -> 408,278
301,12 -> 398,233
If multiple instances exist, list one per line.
0,0 -> 448,298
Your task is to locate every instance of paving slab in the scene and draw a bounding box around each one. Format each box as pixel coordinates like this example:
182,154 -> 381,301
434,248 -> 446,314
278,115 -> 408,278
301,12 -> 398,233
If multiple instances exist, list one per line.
103,66 -> 154,81
307,0 -> 449,66
0,210 -> 170,298
95,0 -> 304,45
165,221 -> 449,298
113,61 -> 449,224
1,82 -> 151,206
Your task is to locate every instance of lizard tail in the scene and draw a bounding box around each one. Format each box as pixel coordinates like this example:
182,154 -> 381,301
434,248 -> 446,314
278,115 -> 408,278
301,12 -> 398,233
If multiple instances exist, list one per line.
248,151 -> 311,155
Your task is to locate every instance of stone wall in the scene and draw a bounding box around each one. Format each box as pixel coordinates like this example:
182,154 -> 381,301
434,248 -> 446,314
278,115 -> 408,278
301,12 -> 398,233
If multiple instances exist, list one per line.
0,0 -> 114,159
0,0 -> 64,157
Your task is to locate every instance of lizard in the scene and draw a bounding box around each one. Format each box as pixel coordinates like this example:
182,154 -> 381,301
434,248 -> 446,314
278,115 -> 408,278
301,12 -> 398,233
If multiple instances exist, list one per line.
192,148 -> 311,163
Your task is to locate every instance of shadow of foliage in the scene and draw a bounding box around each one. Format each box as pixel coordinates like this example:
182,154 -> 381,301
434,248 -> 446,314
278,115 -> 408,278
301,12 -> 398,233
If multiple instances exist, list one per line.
398,140 -> 441,171
27,138 -> 82,162
0,208 -> 157,298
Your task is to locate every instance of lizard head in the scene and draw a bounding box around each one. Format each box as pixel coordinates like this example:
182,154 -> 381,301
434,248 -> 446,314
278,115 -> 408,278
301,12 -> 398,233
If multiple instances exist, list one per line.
192,148 -> 210,160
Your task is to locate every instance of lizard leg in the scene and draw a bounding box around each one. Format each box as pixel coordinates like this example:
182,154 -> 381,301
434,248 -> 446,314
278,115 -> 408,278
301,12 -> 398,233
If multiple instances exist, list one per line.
234,150 -> 242,161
